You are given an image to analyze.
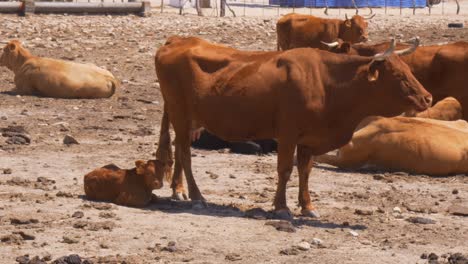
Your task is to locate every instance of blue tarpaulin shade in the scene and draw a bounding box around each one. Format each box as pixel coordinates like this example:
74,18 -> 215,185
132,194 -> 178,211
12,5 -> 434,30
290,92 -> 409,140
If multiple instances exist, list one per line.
270,0 -> 426,8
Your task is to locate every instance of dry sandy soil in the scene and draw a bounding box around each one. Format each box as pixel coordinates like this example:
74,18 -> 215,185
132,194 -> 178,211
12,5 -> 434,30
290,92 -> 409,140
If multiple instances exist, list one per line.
0,9 -> 467,264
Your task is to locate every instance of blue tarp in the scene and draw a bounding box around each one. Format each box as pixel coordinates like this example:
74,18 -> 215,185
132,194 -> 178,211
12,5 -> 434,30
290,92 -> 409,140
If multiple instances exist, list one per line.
270,0 -> 426,8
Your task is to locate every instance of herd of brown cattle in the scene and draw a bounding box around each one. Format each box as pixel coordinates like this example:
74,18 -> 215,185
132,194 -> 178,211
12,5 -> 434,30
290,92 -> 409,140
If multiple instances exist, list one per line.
1,13 -> 466,216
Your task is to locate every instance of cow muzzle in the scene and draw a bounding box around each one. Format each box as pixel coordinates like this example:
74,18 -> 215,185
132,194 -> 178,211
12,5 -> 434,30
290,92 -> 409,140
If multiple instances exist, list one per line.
407,94 -> 432,112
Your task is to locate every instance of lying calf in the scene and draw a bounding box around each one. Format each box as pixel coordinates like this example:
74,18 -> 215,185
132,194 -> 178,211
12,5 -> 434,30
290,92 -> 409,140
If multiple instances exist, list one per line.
314,117 -> 468,175
0,40 -> 119,98
84,160 -> 167,207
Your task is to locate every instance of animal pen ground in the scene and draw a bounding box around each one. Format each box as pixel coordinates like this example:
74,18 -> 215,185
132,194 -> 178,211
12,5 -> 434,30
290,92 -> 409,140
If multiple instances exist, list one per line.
0,6 -> 468,264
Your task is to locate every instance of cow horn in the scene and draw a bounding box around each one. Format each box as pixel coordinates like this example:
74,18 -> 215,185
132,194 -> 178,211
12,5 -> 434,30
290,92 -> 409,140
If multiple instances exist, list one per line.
373,38 -> 396,61
364,13 -> 376,19
394,36 -> 420,56
324,6 -> 329,15
321,41 -> 340,48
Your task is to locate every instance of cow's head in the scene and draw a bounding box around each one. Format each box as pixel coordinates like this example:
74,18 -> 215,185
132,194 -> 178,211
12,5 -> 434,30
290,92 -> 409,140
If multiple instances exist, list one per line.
321,39 -> 358,55
135,159 -> 167,190
0,40 -> 28,71
362,38 -> 432,115
340,14 -> 373,43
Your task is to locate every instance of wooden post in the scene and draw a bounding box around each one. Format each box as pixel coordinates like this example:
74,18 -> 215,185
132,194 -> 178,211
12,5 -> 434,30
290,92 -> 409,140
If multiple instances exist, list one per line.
195,0 -> 203,16
220,0 -> 225,16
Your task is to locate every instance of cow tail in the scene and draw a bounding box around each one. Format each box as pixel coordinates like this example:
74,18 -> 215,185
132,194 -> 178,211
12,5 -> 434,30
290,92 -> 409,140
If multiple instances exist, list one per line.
156,106 -> 174,183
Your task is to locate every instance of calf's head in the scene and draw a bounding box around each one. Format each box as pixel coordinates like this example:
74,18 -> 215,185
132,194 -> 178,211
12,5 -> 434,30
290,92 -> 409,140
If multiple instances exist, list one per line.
339,14 -> 372,43
361,38 -> 432,115
0,40 -> 30,71
135,159 -> 167,190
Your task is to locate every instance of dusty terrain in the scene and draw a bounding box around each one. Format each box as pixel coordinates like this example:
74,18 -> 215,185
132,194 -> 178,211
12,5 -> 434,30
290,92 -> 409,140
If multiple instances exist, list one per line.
0,9 -> 467,264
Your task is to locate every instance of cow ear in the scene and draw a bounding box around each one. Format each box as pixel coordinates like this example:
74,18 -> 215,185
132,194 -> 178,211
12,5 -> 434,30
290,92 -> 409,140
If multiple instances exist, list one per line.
345,19 -> 352,27
368,65 -> 379,82
135,160 -> 145,175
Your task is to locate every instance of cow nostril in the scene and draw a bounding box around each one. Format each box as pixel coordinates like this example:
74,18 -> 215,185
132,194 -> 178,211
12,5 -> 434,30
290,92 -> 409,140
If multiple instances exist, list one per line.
424,96 -> 433,106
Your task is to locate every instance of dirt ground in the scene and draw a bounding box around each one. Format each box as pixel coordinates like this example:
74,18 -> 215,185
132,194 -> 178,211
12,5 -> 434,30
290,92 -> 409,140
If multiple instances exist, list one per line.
0,9 -> 467,264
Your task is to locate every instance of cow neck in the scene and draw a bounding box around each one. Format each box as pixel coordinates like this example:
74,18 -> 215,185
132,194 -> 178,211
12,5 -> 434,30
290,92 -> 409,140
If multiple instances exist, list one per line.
324,56 -> 380,134
10,48 -> 33,74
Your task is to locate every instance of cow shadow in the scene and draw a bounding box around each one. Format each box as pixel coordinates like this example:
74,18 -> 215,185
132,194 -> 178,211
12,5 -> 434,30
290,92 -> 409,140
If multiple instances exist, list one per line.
142,197 -> 367,231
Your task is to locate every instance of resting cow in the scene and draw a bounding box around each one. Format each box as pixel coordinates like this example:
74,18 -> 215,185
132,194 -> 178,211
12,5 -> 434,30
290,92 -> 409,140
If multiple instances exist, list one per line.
403,97 -> 462,121
276,13 -> 374,51
154,36 -> 431,218
321,39 -> 468,119
84,160 -> 168,207
0,40 -> 119,98
314,117 -> 468,175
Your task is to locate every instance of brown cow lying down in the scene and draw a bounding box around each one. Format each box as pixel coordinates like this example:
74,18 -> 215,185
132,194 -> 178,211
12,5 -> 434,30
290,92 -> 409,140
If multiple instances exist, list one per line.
84,160 -> 168,207
154,36 -> 431,218
314,117 -> 468,175
0,40 -> 119,98
403,97 -> 462,121
276,13 -> 374,51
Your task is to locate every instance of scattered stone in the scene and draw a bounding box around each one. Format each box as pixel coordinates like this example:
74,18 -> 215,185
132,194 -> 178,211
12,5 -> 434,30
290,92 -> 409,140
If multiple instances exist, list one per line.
428,253 -> 439,260
72,211 -> 84,218
98,212 -> 116,219
1,234 -> 23,245
452,189 -> 459,195
206,171 -> 219,179
63,135 -> 79,145
296,241 -> 311,251
56,191 -> 74,198
349,230 -> 359,237
62,236 -> 79,244
448,253 -> 468,264
225,253 -> 242,261
3,168 -> 12,174
406,217 -> 436,224
162,241 -> 177,252
265,220 -> 296,233
448,204 -> 468,216
14,231 -> 35,240
10,217 -> 39,225
355,209 -> 374,215
393,207 -> 402,213
311,238 -> 323,246
100,241 -> 110,249
421,253 -> 428,259
280,247 -> 300,255
52,254 -> 82,264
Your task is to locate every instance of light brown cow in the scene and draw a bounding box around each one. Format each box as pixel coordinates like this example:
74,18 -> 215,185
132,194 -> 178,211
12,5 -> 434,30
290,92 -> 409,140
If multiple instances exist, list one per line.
276,13 -> 374,51
154,36 -> 431,219
83,160 -> 167,207
404,97 -> 462,121
0,40 -> 119,99
314,117 -> 468,175
321,39 -> 468,119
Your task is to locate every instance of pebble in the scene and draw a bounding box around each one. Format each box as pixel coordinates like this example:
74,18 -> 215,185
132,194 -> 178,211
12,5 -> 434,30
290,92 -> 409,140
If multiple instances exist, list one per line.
71,211 -> 84,218
393,207 -> 402,213
297,241 -> 311,251
311,238 -> 323,245
406,217 -> 436,224
63,135 -> 79,145
349,231 -> 359,237
3,168 -> 12,174
355,209 -> 374,215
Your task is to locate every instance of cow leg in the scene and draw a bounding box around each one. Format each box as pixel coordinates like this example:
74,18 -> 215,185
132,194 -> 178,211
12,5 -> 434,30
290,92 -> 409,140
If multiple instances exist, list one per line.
273,139 -> 296,219
174,130 -> 206,208
171,142 -> 188,200
296,145 -> 320,218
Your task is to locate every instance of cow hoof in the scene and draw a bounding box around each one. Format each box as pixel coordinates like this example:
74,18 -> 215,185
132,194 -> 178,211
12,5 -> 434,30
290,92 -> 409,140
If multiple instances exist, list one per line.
274,209 -> 293,220
301,209 -> 320,218
171,192 -> 188,201
192,200 -> 207,209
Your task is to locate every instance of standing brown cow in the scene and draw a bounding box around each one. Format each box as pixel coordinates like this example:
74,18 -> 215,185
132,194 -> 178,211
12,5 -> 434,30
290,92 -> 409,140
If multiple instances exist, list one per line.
276,13 -> 374,51
321,39 -> 468,119
154,36 -> 431,219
